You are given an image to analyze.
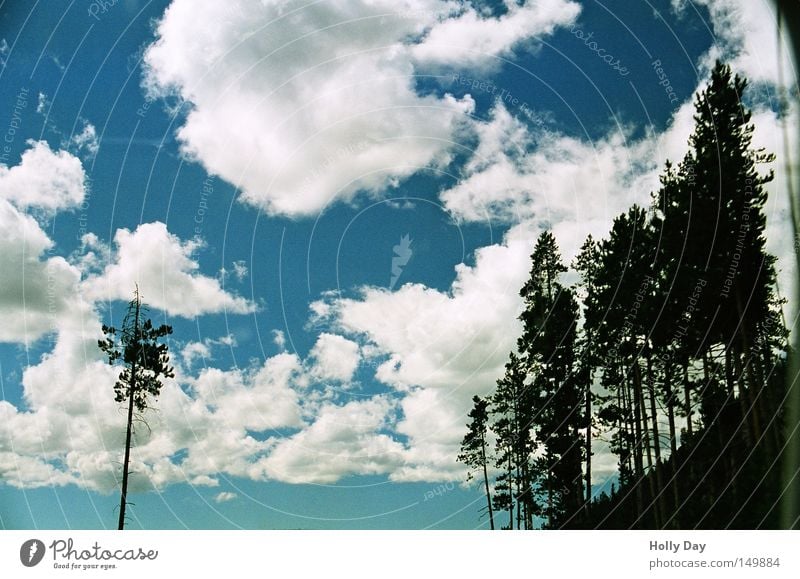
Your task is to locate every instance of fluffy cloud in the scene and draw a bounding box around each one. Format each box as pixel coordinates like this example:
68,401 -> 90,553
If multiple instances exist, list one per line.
189,354 -> 304,433
0,200 -> 82,343
314,224 -> 536,480
0,324 -> 310,491
0,140 -> 86,213
438,100 -> 701,261
0,142 -> 87,343
0,307 -> 129,490
674,0 -> 795,86
142,0 -> 579,217
214,491 -> 237,503
308,333 -> 361,383
259,397 -> 405,484
67,121 -> 100,160
412,0 -> 580,68
81,222 -> 255,317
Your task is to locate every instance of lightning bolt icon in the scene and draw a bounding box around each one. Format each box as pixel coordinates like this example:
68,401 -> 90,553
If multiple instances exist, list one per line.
390,234 -> 413,290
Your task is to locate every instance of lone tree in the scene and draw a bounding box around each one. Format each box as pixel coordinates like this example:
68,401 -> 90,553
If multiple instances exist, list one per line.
457,395 -> 495,530
98,287 -> 173,530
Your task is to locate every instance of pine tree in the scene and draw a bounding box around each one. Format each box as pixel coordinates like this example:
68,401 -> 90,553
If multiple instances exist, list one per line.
686,60 -> 778,446
98,287 -> 174,530
490,353 -> 533,529
518,231 -> 582,527
457,396 -> 495,530
573,235 -> 601,517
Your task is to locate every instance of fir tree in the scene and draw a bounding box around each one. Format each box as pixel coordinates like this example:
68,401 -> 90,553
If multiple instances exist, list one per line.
98,287 -> 174,530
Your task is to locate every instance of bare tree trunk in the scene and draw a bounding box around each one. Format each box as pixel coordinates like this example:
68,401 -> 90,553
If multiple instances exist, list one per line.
664,361 -> 680,520
480,435 -> 494,530
636,361 -> 659,528
585,372 -> 592,518
665,362 -> 678,456
630,362 -> 645,525
118,296 -> 140,531
683,359 -> 693,436
647,355 -> 666,528
725,347 -> 735,394
733,346 -> 753,448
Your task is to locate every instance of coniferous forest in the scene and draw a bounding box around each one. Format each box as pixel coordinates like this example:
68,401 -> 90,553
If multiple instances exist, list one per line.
458,60 -> 792,530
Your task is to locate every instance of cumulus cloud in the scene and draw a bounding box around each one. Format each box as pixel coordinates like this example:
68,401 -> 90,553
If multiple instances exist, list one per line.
259,397 -> 405,484
0,328 -> 309,491
81,222 -> 255,317
67,121 -> 100,160
313,224 -> 536,480
0,142 -> 87,343
438,100 -> 700,260
0,307 -> 129,490
0,140 -> 86,213
412,0 -> 580,68
189,353 -> 305,433
674,0 -> 796,86
141,0 -> 579,217
0,200 -> 82,343
214,491 -> 238,503
308,333 -> 361,383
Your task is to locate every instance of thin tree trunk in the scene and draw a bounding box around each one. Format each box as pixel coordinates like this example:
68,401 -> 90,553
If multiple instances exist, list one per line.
585,370 -> 592,518
664,361 -> 680,520
118,379 -> 135,530
630,362 -> 645,525
733,345 -> 753,448
741,339 -> 764,446
636,361 -> 659,528
725,347 -> 735,394
665,362 -> 678,456
683,359 -> 693,436
647,355 -> 665,528
760,332 -> 782,456
118,296 -> 140,531
480,435 -> 494,530
508,450 -> 514,530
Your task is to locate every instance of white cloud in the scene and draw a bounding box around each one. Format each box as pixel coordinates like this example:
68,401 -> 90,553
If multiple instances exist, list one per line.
232,260 -> 248,282
0,140 -> 86,213
438,95 -> 702,263
36,92 -> 48,114
142,0 -> 472,217
675,0 -> 796,86
81,222 -> 256,317
214,491 -> 237,503
259,397 -> 405,484
0,142 -> 87,344
272,329 -> 286,350
314,224 -> 536,480
181,341 -> 210,368
67,121 -> 100,160
0,199 -> 82,343
308,333 -> 361,383
0,307 -> 128,490
0,320 -> 310,491
412,0 -> 580,68
189,353 -> 304,433
142,0 -> 578,218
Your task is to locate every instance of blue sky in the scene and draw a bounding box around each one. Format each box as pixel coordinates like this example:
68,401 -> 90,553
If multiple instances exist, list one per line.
0,0 -> 796,529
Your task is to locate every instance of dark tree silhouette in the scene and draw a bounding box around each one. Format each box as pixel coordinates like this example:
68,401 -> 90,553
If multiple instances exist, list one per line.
98,287 -> 174,530
518,232 -> 582,527
457,395 -> 495,530
457,60 -> 791,530
491,353 -> 531,529
573,235 -> 601,517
